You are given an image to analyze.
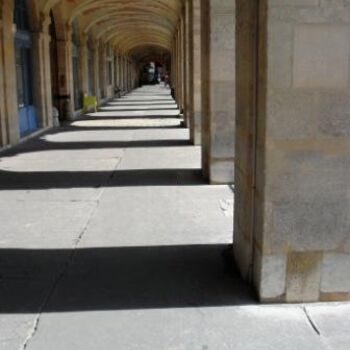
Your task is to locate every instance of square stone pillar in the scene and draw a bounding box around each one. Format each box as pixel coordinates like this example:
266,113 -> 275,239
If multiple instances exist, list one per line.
115,53 -> 119,88
185,0 -> 194,134
180,15 -> 186,116
32,15 -> 54,129
176,27 -> 182,109
55,25 -> 74,120
191,0 -> 202,145
201,0 -> 235,184
0,18 -> 8,146
122,55 -> 126,91
118,54 -> 123,89
113,54 -> 117,89
80,34 -> 89,95
126,59 -> 130,91
236,0 -> 350,303
92,40 -> 100,98
1,0 -> 19,144
234,0 -> 259,284
111,55 -> 115,89
99,44 -> 106,99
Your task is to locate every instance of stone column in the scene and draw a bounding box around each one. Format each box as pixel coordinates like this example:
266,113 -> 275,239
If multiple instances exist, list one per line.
80,33 -> 89,95
42,20 -> 53,127
111,54 -> 115,89
185,0 -> 193,132
92,40 -> 100,98
120,55 -> 124,91
236,0 -> 350,303
126,59 -> 130,91
172,36 -> 176,98
56,25 -> 74,120
99,43 -> 106,99
171,42 -> 176,91
0,17 -> 8,146
124,55 -> 128,92
115,53 -> 119,88
31,14 -> 54,128
1,0 -> 19,144
180,15 -> 186,115
234,0 -> 260,285
201,0 -> 235,184
122,55 -> 125,90
114,54 -> 118,88
129,60 -> 132,91
129,60 -> 132,90
176,26 -> 182,108
117,54 -> 121,90
191,0 -> 202,145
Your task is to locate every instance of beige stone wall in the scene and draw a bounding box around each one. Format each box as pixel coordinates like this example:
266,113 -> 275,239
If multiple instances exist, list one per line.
201,0 -> 235,184
246,0 -> 350,302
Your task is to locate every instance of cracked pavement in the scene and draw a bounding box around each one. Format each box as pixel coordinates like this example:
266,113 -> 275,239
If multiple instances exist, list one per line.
0,86 -> 349,350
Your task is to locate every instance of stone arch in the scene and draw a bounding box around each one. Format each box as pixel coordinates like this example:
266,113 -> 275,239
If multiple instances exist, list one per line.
41,0 -> 183,56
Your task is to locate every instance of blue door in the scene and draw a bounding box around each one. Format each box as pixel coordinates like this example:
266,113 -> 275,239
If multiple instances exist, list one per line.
14,0 -> 38,137
15,45 -> 38,136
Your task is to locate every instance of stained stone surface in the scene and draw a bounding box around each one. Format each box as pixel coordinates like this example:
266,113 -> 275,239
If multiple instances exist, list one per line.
234,0 -> 350,302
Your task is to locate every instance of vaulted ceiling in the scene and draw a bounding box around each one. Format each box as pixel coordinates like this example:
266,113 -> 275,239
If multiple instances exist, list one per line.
39,0 -> 183,57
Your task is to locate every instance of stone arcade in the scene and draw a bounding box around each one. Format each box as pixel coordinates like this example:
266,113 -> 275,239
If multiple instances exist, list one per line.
0,0 -> 349,305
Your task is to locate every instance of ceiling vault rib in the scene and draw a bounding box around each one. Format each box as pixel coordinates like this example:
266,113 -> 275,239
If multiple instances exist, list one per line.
40,0 -> 183,57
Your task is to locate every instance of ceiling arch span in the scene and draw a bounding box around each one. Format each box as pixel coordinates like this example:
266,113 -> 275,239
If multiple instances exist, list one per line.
112,37 -> 171,54
67,0 -> 180,26
83,12 -> 175,35
40,0 -> 183,56
98,24 -> 171,43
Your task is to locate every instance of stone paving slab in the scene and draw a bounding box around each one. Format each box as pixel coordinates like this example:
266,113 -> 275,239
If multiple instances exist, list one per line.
22,307 -> 330,350
306,304 -> 350,350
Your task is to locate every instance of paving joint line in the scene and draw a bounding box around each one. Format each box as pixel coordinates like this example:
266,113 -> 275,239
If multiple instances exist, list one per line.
19,157 -> 122,350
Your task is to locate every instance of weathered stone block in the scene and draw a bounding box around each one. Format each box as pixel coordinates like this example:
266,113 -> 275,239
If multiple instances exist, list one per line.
271,197 -> 350,252
211,112 -> 235,158
260,254 -> 287,300
267,90 -> 317,138
317,93 -> 350,137
293,25 -> 350,88
321,253 -> 350,293
210,159 -> 234,184
286,252 -> 322,302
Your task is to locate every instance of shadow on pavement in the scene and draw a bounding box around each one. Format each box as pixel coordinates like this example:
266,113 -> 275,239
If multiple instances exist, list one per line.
0,244 -> 256,313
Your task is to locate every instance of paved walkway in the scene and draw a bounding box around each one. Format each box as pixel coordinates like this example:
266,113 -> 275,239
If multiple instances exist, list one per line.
0,86 -> 349,350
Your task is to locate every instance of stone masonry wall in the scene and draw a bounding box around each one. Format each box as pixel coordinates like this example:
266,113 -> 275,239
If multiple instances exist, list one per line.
254,0 -> 350,302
